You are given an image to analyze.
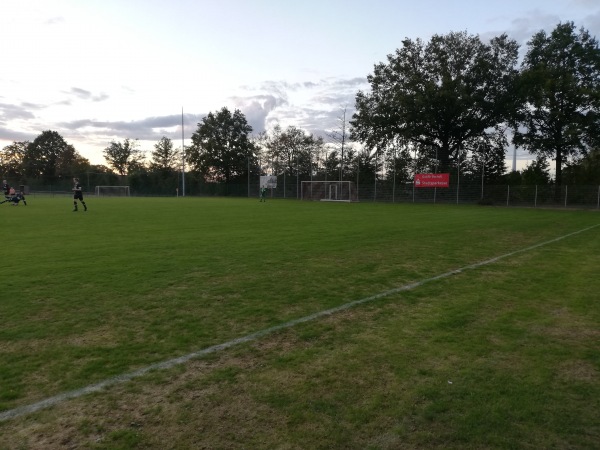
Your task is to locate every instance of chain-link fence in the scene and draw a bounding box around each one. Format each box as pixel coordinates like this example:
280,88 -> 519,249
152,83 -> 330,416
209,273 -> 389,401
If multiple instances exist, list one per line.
19,174 -> 600,209
251,181 -> 600,209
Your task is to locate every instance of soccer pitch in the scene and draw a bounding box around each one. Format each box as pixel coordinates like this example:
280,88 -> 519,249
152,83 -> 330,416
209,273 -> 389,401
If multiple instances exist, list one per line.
1,197 -> 599,449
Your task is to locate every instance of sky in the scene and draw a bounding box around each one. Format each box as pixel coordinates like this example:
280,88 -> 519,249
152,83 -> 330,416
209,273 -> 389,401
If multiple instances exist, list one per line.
1,0 -> 600,169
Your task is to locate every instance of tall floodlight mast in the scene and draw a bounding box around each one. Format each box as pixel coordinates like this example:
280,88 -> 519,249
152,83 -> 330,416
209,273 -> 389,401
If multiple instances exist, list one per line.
182,107 -> 186,197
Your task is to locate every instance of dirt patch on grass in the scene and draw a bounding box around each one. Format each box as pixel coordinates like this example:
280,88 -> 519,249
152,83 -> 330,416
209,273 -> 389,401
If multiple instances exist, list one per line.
557,360 -> 598,383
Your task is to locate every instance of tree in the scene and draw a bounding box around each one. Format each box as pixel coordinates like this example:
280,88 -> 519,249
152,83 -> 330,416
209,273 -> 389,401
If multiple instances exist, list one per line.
351,31 -> 519,171
521,156 -> 552,185
188,107 -> 256,183
328,107 -> 354,181
103,138 -> 144,176
513,22 -> 600,187
563,147 -> 600,184
322,148 -> 341,180
357,149 -> 378,186
251,130 -> 271,175
266,125 -> 323,178
23,130 -> 88,182
150,136 -> 179,173
382,141 -> 414,184
462,129 -> 508,183
1,141 -> 28,179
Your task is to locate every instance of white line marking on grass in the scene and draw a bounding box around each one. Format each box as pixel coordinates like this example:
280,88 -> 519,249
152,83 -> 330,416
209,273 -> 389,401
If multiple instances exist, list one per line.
1,224 -> 598,422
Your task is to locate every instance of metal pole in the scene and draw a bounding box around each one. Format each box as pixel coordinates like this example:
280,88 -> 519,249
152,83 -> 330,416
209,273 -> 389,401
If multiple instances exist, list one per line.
413,147 -> 416,203
481,161 -> 485,200
392,146 -> 396,203
181,108 -> 186,197
565,185 -> 568,208
434,148 -> 438,204
309,150 -> 313,199
356,158 -> 359,199
247,156 -> 250,198
456,154 -> 460,205
597,185 -> 600,209
507,185 -> 510,207
535,185 -> 538,208
373,149 -> 377,202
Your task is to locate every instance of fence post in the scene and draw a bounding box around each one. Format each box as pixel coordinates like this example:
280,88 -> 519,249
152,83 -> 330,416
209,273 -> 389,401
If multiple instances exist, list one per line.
507,185 -> 510,207
565,185 -> 568,208
535,185 -> 537,208
456,178 -> 460,205
597,185 -> 600,209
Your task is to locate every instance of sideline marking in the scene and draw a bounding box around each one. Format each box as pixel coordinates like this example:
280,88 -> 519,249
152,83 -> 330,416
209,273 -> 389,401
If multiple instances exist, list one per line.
1,224 -> 598,422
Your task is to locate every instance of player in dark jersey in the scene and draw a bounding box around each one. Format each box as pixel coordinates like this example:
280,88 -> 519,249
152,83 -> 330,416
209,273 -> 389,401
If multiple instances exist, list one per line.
2,180 -> 10,198
0,187 -> 26,206
72,177 -> 88,212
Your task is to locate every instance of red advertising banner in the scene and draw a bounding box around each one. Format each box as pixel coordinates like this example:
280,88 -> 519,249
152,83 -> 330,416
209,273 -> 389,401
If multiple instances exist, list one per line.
414,173 -> 450,188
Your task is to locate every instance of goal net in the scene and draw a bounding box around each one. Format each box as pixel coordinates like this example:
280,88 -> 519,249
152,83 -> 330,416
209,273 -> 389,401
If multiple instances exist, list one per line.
95,186 -> 130,197
301,181 -> 358,202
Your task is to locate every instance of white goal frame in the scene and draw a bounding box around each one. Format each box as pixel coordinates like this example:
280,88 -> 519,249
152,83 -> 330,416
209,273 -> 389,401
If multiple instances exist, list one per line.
95,185 -> 131,197
301,181 -> 358,202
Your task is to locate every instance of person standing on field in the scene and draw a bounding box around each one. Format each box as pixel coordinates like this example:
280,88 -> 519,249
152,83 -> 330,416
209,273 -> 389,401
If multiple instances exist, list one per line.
72,177 -> 87,212
2,180 -> 10,198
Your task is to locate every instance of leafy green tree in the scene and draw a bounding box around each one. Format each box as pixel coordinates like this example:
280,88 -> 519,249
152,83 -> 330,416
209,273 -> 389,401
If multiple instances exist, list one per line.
521,156 -> 552,185
351,31 -> 519,171
563,147 -> 600,184
350,148 -> 378,186
382,143 -> 414,184
103,138 -> 144,176
1,141 -> 28,179
251,130 -> 271,175
322,149 -> 341,180
513,22 -> 600,186
150,136 -> 179,172
266,124 -> 323,178
339,148 -> 359,180
501,169 -> 525,186
462,130 -> 508,183
67,153 -> 92,179
188,107 -> 256,183
23,130 -> 88,182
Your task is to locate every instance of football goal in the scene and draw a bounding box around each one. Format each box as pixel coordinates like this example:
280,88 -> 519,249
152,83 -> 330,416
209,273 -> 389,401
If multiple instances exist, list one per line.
301,181 -> 358,202
95,185 -> 130,197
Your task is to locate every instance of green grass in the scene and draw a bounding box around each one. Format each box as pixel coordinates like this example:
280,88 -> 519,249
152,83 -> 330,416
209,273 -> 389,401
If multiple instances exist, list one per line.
0,196 -> 599,449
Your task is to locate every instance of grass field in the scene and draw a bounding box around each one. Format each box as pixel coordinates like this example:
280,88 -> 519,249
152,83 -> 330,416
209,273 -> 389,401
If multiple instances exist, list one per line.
0,196 -> 599,449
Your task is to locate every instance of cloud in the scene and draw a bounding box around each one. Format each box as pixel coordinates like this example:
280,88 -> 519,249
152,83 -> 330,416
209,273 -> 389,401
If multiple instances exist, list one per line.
502,10 -> 600,66
230,77 -> 368,137
231,94 -> 288,134
69,87 -> 93,99
64,87 -> 109,102
0,102 -> 37,122
58,113 -> 198,143
582,10 -> 600,35
53,76 -> 368,153
0,126 -> 36,143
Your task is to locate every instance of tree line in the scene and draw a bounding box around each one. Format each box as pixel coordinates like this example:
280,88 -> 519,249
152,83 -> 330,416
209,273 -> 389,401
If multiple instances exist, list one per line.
2,21 -> 599,194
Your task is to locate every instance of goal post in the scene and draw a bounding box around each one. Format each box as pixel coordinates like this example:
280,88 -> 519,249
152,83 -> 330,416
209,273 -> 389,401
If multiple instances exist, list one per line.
95,186 -> 130,197
301,181 -> 358,202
